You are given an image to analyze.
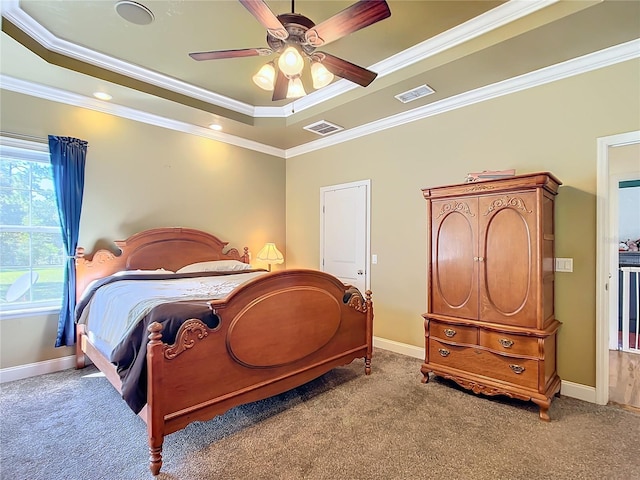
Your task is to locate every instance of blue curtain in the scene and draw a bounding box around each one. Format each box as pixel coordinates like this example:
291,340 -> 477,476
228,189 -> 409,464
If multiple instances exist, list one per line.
49,136 -> 88,347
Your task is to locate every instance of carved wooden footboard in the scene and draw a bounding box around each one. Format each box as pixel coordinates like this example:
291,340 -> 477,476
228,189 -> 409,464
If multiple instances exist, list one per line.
144,269 -> 373,475
73,228 -> 373,476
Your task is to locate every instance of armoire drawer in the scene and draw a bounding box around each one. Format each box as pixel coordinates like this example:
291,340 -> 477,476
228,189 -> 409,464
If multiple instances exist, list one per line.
429,320 -> 477,345
479,330 -> 540,358
430,339 -> 539,390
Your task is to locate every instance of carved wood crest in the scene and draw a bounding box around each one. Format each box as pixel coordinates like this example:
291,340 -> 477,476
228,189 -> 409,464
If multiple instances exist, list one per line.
483,195 -> 532,216
76,248 -> 117,267
465,184 -> 496,192
347,289 -> 372,313
164,319 -> 209,359
435,200 -> 475,219
441,373 -> 531,401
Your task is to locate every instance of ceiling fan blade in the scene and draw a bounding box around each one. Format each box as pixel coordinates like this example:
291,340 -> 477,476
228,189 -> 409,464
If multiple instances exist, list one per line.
189,48 -> 272,61
305,0 -> 391,47
319,52 -> 377,87
239,0 -> 288,40
272,69 -> 288,101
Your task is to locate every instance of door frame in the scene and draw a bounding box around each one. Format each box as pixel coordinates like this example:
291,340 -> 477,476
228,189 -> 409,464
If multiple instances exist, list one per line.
595,130 -> 640,405
319,179 -> 371,292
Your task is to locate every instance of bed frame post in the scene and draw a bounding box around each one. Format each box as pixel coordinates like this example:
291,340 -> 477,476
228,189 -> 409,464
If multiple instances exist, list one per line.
365,290 -> 373,375
147,322 -> 165,476
75,324 -> 86,369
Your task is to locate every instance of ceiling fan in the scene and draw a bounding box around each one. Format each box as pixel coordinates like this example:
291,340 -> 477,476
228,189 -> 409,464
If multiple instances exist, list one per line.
189,0 -> 391,101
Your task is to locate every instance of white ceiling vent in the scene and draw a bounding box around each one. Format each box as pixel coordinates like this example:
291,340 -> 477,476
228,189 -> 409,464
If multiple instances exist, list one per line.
395,84 -> 435,103
303,120 -> 344,136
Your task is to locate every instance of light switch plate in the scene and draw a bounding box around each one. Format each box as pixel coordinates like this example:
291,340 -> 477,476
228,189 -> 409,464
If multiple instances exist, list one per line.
372,254 -> 378,264
555,258 -> 573,272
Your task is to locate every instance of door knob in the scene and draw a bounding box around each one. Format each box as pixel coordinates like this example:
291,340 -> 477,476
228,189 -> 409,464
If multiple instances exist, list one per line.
357,270 -> 364,275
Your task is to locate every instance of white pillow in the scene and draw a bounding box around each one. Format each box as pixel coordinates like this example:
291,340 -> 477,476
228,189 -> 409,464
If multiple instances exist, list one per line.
113,269 -> 174,276
176,260 -> 252,274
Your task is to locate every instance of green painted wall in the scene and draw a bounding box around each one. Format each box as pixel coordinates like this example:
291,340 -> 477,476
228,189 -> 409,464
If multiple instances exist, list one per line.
0,91 -> 286,369
286,59 -> 640,387
1,60 -> 639,389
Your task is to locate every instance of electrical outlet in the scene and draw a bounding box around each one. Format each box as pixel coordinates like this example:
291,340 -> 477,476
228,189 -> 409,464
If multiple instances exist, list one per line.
555,258 -> 573,273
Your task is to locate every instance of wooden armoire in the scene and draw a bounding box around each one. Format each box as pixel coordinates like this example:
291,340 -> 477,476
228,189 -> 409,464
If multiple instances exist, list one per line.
421,172 -> 562,421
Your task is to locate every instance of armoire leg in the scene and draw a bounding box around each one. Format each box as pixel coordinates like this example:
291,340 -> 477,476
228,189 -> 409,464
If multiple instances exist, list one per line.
533,398 -> 551,422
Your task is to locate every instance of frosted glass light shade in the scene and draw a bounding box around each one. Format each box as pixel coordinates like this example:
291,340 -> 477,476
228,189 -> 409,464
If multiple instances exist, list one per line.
252,62 -> 275,91
311,62 -> 334,89
278,46 -> 304,76
286,77 -> 306,99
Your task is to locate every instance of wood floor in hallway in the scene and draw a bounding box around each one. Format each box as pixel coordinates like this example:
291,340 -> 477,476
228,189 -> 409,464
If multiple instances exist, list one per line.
609,350 -> 640,410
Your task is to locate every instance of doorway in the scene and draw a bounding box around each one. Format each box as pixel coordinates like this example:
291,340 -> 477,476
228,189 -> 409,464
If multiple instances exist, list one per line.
319,180 -> 370,294
596,130 -> 640,407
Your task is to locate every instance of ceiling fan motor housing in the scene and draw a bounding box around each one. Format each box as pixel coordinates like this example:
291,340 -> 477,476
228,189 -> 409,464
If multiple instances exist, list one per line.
267,13 -> 317,56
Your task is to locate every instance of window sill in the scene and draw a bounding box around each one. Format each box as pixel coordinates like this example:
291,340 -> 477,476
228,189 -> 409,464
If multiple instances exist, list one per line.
0,306 -> 61,319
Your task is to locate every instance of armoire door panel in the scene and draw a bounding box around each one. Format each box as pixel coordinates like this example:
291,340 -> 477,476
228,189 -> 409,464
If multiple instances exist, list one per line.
431,200 -> 478,319
479,192 -> 538,326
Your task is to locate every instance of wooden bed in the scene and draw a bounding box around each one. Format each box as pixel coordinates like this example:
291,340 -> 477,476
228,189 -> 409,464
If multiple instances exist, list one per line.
74,227 -> 373,475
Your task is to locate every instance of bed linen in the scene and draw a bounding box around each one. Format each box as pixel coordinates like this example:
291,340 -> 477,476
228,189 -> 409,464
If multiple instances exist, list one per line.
76,270 -> 267,412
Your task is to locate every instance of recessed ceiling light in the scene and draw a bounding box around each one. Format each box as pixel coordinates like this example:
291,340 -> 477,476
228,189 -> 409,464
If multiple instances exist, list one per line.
209,124 -> 222,131
93,92 -> 112,101
115,1 -> 155,25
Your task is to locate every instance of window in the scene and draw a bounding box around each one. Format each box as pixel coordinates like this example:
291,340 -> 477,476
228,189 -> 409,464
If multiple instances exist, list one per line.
0,137 -> 64,314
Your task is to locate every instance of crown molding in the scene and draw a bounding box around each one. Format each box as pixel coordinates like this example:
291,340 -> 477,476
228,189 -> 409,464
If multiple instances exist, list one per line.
1,0 -> 556,120
2,39 -> 637,160
0,0 -> 258,117
0,75 -> 285,158
371,0 -> 556,79
285,39 -> 640,158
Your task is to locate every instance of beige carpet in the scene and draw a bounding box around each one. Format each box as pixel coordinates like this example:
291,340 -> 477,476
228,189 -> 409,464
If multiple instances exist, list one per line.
1,349 -> 638,480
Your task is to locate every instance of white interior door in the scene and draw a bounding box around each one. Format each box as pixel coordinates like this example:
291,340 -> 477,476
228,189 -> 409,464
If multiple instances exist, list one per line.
320,180 -> 370,293
596,130 -> 640,405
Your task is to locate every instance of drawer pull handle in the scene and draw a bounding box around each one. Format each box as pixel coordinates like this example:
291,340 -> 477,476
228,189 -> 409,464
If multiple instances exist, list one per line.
443,328 -> 456,338
499,338 -> 514,348
438,348 -> 450,357
509,364 -> 525,374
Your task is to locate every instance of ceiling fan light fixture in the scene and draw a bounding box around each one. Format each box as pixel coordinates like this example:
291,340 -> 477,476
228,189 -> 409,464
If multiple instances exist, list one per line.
286,76 -> 306,99
252,62 -> 276,91
278,46 -> 304,77
311,61 -> 334,89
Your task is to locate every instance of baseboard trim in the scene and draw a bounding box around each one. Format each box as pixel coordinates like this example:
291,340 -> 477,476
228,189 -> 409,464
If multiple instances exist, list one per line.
559,380 -> 596,403
374,336 -> 425,359
373,336 -> 597,404
1,341 -> 599,404
0,355 -> 76,384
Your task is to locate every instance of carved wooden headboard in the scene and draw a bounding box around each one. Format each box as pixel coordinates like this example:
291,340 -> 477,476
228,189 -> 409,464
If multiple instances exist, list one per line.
75,227 -> 250,299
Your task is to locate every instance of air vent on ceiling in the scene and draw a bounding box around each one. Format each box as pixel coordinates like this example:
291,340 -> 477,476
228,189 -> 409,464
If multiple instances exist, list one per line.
395,84 -> 435,104
303,120 -> 344,136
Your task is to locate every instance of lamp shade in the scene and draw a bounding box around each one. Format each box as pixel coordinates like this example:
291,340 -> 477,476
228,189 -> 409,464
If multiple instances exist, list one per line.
278,46 -> 304,76
286,77 -> 306,99
256,243 -> 284,265
311,61 -> 334,89
252,62 -> 276,91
